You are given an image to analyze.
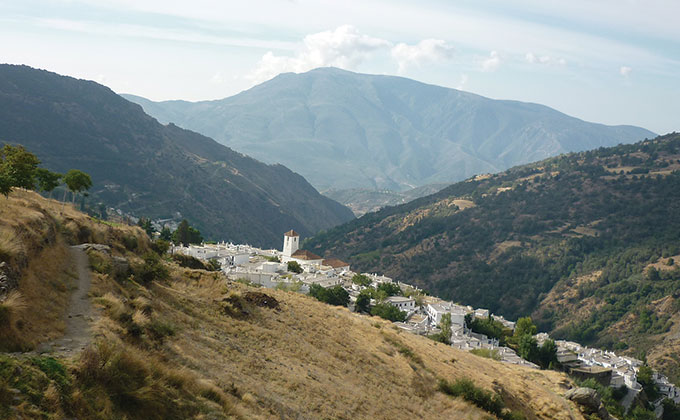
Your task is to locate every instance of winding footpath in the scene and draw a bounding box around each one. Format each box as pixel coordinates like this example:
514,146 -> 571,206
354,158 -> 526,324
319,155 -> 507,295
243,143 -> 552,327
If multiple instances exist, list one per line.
37,245 -> 94,356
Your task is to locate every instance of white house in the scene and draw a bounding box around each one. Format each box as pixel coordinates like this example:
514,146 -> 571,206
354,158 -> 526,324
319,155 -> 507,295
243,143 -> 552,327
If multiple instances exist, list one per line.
321,258 -> 350,274
385,296 -> 416,315
426,302 -> 469,327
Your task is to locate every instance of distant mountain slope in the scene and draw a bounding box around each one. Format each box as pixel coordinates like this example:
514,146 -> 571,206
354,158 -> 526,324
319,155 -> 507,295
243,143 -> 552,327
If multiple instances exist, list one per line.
0,64 -> 354,248
304,134 -> 680,380
124,67 -> 655,193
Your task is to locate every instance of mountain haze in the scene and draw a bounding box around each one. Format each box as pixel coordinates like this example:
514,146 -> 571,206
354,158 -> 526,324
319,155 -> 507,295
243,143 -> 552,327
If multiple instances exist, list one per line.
125,67 -> 655,193
0,64 -> 354,247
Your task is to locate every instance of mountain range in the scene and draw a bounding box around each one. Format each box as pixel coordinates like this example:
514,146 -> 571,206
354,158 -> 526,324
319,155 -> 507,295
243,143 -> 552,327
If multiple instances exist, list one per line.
304,133 -> 680,382
0,64 -> 354,248
125,67 -> 655,196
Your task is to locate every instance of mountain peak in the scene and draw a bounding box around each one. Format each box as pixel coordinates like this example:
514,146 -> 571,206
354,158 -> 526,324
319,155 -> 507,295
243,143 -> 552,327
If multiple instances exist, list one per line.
126,69 -> 655,192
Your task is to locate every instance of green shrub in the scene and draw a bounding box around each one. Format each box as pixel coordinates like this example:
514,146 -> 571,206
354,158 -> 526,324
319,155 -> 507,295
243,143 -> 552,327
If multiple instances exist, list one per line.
438,378 -> 525,420
133,252 -> 169,285
470,348 -> 501,361
308,284 -> 349,306
148,320 -> 176,341
150,239 -> 170,256
287,261 -> 303,274
370,303 -> 406,322
171,254 -> 207,270
87,250 -> 112,274
122,235 -> 138,251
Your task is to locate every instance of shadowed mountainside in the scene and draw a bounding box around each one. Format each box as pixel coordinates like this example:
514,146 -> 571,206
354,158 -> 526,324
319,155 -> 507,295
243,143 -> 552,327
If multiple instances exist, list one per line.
305,133 -> 680,381
0,64 -> 354,248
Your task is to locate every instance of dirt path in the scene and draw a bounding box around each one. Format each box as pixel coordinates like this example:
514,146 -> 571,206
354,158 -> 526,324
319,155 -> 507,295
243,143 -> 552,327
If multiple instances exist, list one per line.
36,246 -> 95,356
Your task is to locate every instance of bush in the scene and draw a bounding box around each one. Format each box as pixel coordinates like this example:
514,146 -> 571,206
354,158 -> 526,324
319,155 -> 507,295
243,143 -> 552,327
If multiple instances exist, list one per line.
171,254 -> 207,270
438,378 -> 525,420
351,274 -> 372,287
150,240 -> 170,256
470,348 -> 501,361
287,261 -> 303,274
122,235 -> 138,251
133,252 -> 168,285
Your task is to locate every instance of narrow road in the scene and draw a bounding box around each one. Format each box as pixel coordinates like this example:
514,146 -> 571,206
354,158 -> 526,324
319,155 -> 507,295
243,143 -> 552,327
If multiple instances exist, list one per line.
38,246 -> 94,356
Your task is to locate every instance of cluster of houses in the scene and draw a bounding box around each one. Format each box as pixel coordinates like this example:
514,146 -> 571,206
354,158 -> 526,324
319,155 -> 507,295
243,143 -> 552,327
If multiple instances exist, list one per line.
172,229 -> 680,414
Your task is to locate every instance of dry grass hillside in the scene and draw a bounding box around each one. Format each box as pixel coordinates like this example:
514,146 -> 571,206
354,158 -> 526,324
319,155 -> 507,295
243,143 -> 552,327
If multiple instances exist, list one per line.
1,191 -> 586,419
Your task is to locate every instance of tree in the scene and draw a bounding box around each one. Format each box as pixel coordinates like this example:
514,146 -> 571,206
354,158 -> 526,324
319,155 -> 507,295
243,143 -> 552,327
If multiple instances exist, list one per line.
370,303 -> 406,322
518,334 -> 539,362
309,284 -> 349,307
287,260 -> 303,274
355,290 -> 371,313
351,273 -> 372,287
1,145 -> 40,190
137,217 -> 154,237
35,168 -> 62,198
172,219 -> 203,246
63,169 -> 92,204
514,316 -> 537,339
376,282 -> 402,297
0,167 -> 12,198
537,339 -> 558,369
438,313 -> 452,345
159,226 -> 172,241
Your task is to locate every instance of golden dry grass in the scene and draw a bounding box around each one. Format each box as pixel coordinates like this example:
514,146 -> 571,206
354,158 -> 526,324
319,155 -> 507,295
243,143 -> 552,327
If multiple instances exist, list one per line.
93,265 -> 584,420
1,189 -> 587,420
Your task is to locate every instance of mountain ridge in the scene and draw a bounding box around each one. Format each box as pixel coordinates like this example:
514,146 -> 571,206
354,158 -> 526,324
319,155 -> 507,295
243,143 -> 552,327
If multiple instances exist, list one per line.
124,67 -> 655,193
304,133 -> 680,381
0,64 -> 354,248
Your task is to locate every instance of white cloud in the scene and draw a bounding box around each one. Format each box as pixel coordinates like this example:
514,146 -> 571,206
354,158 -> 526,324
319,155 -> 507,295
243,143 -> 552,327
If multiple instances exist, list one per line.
525,52 -> 567,66
620,66 -> 632,77
391,39 -> 455,73
456,73 -> 469,90
247,25 -> 390,84
481,50 -> 501,72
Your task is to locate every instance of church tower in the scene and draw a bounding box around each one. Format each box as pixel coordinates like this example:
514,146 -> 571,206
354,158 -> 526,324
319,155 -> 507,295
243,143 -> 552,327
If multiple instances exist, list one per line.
283,230 -> 299,257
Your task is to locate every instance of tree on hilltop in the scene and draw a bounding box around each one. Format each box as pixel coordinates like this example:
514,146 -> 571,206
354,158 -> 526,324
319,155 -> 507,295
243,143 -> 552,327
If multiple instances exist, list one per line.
35,168 -> 62,198
63,169 -> 92,204
1,145 -> 40,190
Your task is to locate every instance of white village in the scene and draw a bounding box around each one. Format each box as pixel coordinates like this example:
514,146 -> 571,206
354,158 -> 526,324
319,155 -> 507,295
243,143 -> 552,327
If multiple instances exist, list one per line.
171,229 -> 680,416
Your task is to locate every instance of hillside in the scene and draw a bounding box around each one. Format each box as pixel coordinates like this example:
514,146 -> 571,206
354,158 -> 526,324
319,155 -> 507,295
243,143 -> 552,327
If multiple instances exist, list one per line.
0,64 -> 354,248
305,133 -> 680,380
124,67 -> 654,195
0,191 -> 587,420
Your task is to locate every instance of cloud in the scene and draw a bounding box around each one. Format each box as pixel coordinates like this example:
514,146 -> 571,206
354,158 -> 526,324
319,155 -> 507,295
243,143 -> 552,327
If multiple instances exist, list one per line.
525,52 -> 567,66
391,39 -> 455,73
620,66 -> 632,77
481,50 -> 501,72
456,74 -> 469,90
247,25 -> 390,84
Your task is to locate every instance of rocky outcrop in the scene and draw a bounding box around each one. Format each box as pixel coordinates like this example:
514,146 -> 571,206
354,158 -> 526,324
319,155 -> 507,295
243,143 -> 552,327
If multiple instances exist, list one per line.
565,387 -> 616,420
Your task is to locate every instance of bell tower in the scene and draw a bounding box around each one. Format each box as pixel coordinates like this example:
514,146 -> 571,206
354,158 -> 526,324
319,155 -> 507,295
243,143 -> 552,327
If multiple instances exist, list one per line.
283,230 -> 299,257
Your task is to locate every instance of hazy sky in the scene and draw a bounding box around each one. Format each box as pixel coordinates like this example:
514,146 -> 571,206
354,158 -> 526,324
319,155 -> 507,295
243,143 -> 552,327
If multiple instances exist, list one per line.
2,0 -> 679,134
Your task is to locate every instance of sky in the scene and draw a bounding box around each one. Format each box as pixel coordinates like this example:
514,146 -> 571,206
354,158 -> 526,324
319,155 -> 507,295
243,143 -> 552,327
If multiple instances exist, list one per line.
1,0 -> 679,134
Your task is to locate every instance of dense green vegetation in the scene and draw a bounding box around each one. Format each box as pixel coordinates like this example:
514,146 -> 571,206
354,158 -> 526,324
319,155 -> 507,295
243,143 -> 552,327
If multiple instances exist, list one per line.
0,64 -> 354,248
308,284 -> 350,307
370,303 -> 406,322
0,144 -> 88,200
306,134 -> 680,370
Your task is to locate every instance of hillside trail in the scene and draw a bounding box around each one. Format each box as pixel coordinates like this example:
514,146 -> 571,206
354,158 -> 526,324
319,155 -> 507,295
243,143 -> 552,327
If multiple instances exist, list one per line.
35,245 -> 95,357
